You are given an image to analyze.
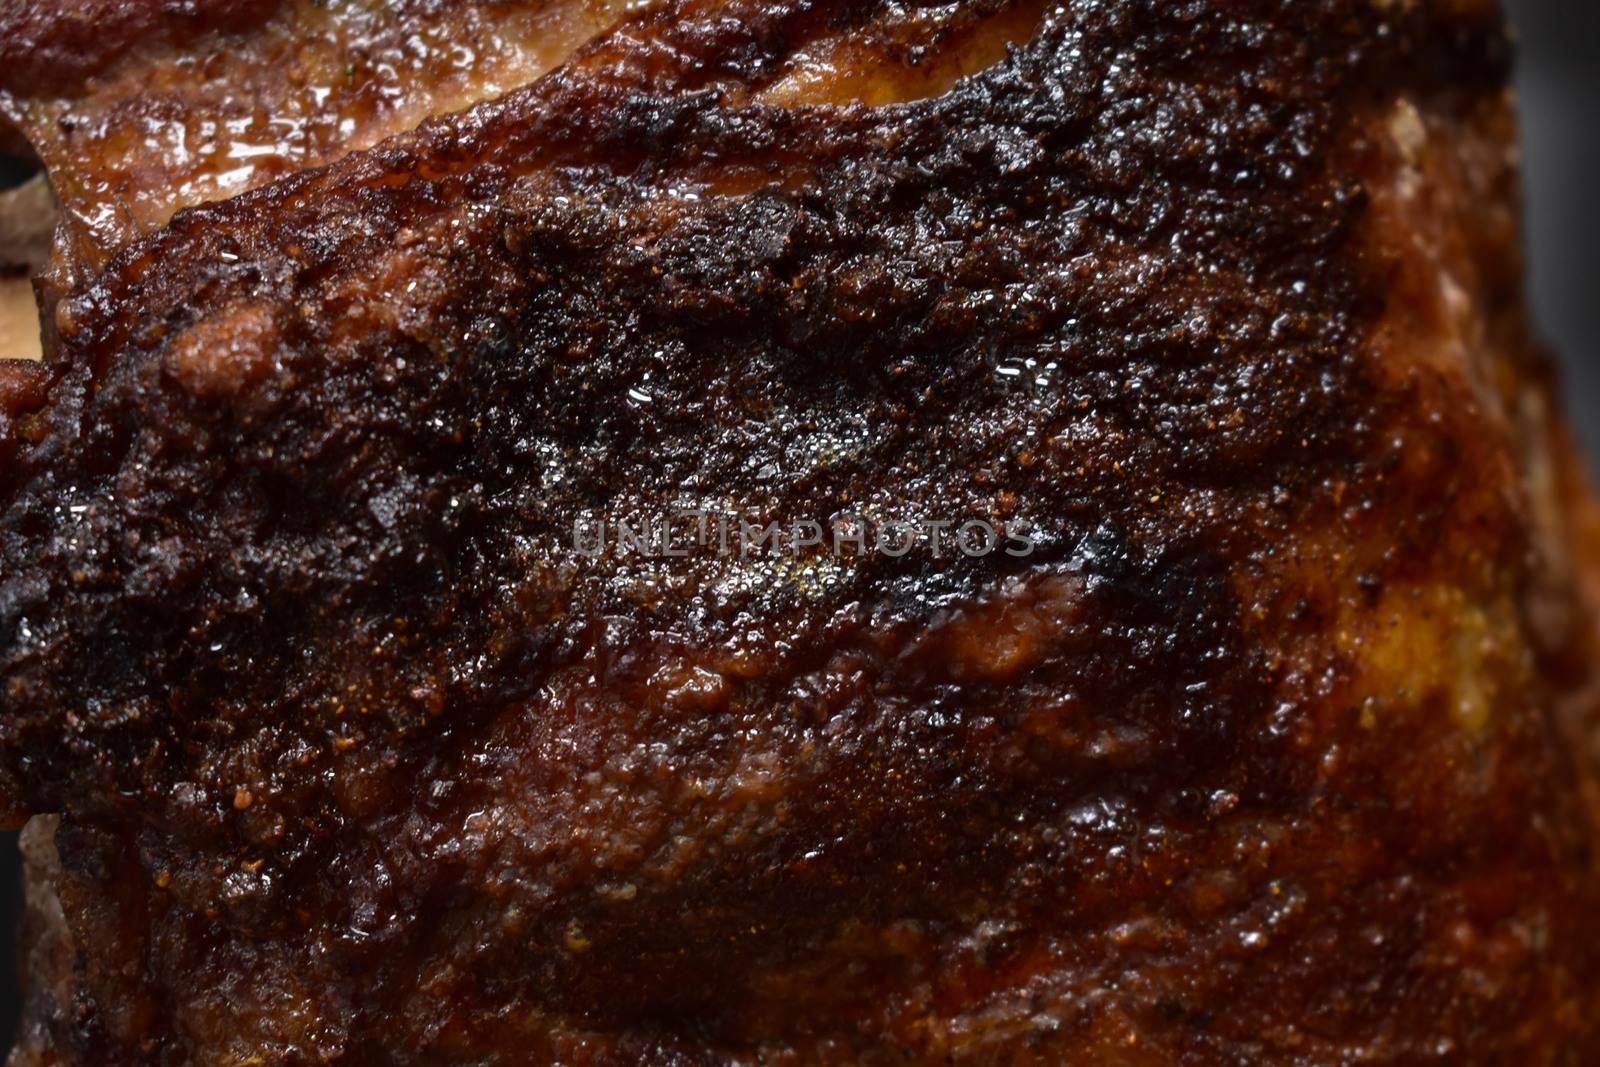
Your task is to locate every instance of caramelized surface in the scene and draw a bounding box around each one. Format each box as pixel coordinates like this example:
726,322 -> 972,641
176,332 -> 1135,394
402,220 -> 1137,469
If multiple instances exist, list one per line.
2,0 -> 1599,1063
0,0 -> 635,268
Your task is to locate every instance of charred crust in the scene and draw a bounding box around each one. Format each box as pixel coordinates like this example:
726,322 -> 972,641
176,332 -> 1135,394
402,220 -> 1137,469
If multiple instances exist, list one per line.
4,0 -> 1598,1062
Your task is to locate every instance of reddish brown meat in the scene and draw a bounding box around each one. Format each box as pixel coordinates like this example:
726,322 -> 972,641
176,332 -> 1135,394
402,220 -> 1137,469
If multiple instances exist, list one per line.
1,0 -> 1599,1063
0,0 -> 636,271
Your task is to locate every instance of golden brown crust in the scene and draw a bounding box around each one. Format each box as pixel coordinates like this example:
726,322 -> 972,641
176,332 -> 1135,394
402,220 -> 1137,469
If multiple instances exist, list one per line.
2,0 -> 1598,1063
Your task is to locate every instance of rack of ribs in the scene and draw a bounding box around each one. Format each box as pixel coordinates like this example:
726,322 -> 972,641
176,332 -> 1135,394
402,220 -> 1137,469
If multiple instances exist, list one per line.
0,0 -> 1598,1062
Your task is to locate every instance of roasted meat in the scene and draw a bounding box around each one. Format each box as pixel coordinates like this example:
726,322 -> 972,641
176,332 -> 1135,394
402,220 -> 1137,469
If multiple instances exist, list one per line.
0,0 -> 637,270
2,0 -> 1599,1063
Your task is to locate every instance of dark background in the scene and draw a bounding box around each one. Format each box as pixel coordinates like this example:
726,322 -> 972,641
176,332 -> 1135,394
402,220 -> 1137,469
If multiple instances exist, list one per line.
1514,2 -> 1600,457
0,1 -> 1594,1055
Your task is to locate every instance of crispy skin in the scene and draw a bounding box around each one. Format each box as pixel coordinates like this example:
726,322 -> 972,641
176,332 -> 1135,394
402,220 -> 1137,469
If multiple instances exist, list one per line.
3,0 -> 1600,1063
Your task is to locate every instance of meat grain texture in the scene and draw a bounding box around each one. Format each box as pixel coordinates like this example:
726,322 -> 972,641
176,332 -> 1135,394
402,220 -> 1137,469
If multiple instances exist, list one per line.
0,0 -> 1598,1063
